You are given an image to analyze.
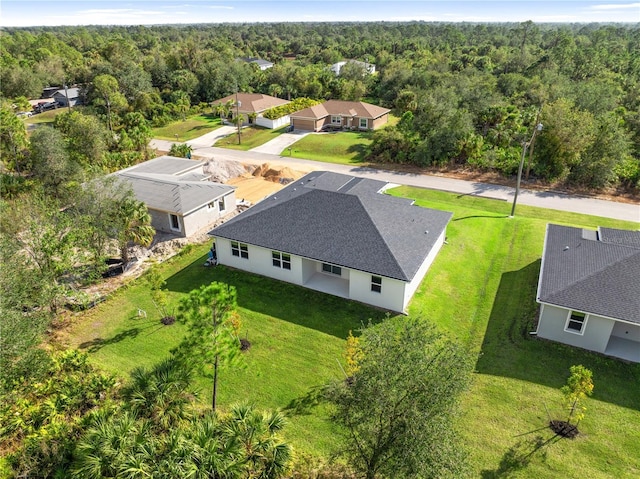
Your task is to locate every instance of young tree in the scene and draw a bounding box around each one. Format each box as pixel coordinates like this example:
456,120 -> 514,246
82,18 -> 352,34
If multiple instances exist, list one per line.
561,365 -> 594,426
92,74 -> 128,132
173,282 -> 242,411
328,317 -> 472,479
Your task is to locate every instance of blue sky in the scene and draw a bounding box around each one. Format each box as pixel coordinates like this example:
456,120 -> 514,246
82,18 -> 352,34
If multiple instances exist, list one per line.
2,1 -> 639,27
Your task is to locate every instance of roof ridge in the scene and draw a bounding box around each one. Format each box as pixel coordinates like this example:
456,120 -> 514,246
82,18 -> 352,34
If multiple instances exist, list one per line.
354,195 -> 407,279
545,247 -> 640,299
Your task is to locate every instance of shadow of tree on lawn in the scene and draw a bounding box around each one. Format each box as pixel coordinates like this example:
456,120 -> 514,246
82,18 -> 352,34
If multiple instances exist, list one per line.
480,433 -> 560,478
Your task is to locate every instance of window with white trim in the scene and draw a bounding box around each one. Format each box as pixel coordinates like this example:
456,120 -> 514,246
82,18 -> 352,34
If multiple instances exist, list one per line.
359,118 -> 368,128
371,275 -> 382,293
272,251 -> 291,270
565,311 -> 587,334
231,241 -> 249,259
331,116 -> 342,125
218,199 -> 225,211
322,263 -> 342,276
207,202 -> 215,210
169,214 -> 181,231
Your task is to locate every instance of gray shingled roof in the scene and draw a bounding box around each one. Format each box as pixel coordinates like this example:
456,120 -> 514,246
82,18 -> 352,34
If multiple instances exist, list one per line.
210,171 -> 452,281
538,224 -> 640,324
115,157 -> 234,215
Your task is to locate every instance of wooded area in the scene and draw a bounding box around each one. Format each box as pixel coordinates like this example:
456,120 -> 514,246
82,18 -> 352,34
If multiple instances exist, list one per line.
1,22 -> 639,191
1,21 -> 639,478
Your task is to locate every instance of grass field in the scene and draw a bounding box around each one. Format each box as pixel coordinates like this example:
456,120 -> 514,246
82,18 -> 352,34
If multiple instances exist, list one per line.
288,131 -> 373,164
152,114 -> 222,141
63,190 -> 640,477
216,125 -> 289,150
25,107 -> 70,125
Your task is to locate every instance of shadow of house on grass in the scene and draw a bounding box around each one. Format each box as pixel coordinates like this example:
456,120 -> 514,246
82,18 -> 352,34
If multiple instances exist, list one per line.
164,254 -> 390,340
476,260 -> 640,411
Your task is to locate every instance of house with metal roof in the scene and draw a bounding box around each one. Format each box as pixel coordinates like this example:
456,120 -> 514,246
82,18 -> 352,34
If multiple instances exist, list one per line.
210,171 -> 452,312
289,100 -> 390,132
115,156 -> 236,238
535,224 -> 640,362
241,57 -> 274,70
330,59 -> 376,76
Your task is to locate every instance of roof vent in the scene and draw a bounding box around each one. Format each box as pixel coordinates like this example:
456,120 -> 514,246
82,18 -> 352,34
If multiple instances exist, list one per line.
563,245 -> 570,251
424,230 -> 429,234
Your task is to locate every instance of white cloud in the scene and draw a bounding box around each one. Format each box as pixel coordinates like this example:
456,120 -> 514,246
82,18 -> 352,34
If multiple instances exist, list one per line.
207,5 -> 234,10
589,2 -> 640,10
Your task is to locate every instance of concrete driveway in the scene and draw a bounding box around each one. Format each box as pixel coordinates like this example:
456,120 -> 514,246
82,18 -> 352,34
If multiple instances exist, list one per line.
186,126 -> 237,149
250,130 -> 311,155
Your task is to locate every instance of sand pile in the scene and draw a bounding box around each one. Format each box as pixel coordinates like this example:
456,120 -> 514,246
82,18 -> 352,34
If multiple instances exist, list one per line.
203,158 -> 250,183
252,163 -> 303,184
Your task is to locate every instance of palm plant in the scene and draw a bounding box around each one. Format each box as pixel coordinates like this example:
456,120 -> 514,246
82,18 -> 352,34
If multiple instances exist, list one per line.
114,198 -> 155,264
225,404 -> 292,478
122,357 -> 193,432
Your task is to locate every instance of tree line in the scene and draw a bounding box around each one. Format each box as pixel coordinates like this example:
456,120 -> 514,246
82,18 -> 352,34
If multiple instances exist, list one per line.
1,22 -> 639,190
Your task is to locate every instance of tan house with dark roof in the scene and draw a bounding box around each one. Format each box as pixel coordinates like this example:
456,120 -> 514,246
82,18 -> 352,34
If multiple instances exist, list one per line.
289,100 -> 390,132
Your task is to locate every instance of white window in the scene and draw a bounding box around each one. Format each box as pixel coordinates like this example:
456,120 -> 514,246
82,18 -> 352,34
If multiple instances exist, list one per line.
322,263 -> 342,276
218,199 -> 226,211
207,202 -> 215,209
169,214 -> 181,232
359,118 -> 368,128
371,276 -> 382,293
272,251 -> 291,270
231,241 -> 249,259
331,116 -> 342,125
565,311 -> 587,335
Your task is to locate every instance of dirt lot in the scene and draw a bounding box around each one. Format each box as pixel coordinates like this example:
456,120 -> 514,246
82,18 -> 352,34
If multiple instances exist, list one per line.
227,163 -> 307,204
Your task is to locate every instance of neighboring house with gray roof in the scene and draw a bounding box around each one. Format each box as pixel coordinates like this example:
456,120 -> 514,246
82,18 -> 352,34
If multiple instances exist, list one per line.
115,156 -> 236,238
290,100 -> 390,132
210,171 -> 452,312
535,224 -> 640,362
53,87 -> 81,107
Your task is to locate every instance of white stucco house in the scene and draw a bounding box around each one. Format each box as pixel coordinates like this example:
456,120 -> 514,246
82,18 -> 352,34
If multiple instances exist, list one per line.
535,224 -> 640,362
115,156 -> 236,238
330,60 -> 376,76
210,171 -> 452,313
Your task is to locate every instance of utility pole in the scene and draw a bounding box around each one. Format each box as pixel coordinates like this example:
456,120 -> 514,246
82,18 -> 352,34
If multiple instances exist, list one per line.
511,122 -> 543,217
235,87 -> 241,145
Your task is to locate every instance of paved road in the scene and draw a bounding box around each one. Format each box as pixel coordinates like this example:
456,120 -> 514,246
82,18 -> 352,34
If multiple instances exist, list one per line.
149,139 -> 640,223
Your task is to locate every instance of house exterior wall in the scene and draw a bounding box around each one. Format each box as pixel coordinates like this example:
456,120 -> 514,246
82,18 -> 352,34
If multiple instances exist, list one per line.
149,192 -> 235,238
372,114 -> 389,130
256,115 -> 290,129
149,208 -> 185,237
536,304 -> 614,353
182,192 -> 236,237
349,269 -> 406,312
404,229 -> 446,309
610,321 -> 640,341
213,238 -> 408,311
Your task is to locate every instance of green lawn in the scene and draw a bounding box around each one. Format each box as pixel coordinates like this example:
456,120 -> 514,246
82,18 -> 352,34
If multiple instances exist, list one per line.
25,107 -> 70,125
216,125 -> 289,151
288,131 -> 373,164
64,190 -> 640,477
152,114 -> 222,141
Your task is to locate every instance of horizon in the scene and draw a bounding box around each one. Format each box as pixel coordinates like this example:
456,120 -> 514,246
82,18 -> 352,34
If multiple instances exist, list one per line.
2,1 -> 639,27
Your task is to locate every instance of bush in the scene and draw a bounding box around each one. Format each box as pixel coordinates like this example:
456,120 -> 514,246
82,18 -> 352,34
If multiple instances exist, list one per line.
263,98 -> 322,120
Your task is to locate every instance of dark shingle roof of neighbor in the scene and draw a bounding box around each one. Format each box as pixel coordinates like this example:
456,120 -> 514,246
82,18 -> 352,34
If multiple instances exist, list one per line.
538,224 -> 640,324
211,171 -> 452,281
115,156 -> 234,215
